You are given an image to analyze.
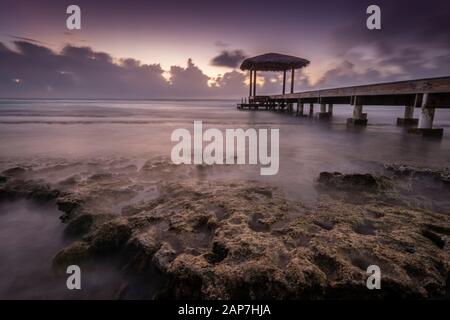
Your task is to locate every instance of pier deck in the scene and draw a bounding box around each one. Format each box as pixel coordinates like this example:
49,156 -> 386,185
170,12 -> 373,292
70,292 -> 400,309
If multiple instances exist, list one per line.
237,76 -> 450,137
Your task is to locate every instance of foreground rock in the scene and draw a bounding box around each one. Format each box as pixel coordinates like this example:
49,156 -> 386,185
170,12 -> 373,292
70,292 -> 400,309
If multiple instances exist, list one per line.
317,172 -> 392,192
1,159 -> 449,299
384,163 -> 449,182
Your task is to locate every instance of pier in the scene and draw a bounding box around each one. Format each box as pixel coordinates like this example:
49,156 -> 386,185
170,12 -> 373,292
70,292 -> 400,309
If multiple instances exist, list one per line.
238,53 -> 450,138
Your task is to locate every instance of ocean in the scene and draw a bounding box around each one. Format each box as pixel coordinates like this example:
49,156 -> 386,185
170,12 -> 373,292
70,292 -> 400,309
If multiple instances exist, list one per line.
1,99 -> 449,199
0,99 -> 449,299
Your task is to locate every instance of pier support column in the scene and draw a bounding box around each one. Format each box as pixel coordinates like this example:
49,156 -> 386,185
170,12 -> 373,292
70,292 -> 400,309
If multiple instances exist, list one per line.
298,103 -> 304,116
288,102 -> 293,113
347,101 -> 367,126
418,107 -> 434,128
408,93 -> 443,138
318,103 -> 331,119
328,104 -> 333,115
309,103 -> 314,117
249,70 -> 253,97
290,68 -> 295,94
252,70 -> 257,97
397,105 -> 418,126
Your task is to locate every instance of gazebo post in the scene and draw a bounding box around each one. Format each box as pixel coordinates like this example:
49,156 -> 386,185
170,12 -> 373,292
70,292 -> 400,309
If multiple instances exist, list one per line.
290,68 -> 295,93
282,70 -> 286,94
249,70 -> 253,98
253,70 -> 257,96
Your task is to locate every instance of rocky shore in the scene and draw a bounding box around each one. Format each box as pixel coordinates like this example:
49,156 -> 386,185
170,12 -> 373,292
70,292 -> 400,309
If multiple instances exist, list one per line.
0,158 -> 449,299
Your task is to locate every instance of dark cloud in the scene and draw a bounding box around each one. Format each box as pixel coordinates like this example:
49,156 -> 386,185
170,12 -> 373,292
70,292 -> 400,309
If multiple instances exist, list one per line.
0,41 -> 166,98
317,0 -> 450,88
210,50 -> 246,68
7,35 -> 49,45
315,61 -> 384,89
0,41 -> 248,99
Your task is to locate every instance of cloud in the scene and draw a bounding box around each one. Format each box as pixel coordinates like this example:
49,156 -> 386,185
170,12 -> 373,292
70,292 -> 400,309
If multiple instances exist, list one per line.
6,34 -> 49,45
170,59 -> 211,97
210,50 -> 246,68
0,41 -> 170,98
0,41 -> 249,99
315,0 -> 450,89
314,61 -> 383,89
212,70 -> 246,95
1,30 -> 450,100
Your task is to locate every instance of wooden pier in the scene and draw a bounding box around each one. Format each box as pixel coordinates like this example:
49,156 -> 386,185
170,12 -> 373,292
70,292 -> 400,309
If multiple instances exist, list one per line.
237,76 -> 450,138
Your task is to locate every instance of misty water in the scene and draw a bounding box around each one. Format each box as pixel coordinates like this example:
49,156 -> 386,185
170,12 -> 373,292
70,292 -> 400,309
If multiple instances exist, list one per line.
0,99 -> 449,299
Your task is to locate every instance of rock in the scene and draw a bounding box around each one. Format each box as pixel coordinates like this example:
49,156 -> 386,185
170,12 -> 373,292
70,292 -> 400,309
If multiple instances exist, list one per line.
1,167 -> 26,177
0,179 -> 59,202
125,231 -> 161,271
204,241 -> 229,264
421,229 -> 445,249
313,220 -> 335,231
56,195 -> 83,221
65,213 -> 114,237
28,183 -> 60,202
87,218 -> 132,254
52,241 -> 91,272
318,172 -> 392,191
153,242 -> 177,270
52,176 -> 450,298
384,163 -> 450,185
6,158 -> 447,299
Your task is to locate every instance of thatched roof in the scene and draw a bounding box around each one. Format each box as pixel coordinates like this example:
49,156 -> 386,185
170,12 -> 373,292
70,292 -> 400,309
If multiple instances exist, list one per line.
240,52 -> 310,71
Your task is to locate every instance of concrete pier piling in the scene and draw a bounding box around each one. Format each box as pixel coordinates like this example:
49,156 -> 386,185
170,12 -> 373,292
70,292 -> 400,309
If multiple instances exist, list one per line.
397,94 -> 420,126
318,102 -> 332,119
296,100 -> 304,116
408,93 -> 443,137
397,105 -> 418,125
347,99 -> 368,126
318,103 -> 330,119
418,106 -> 434,128
328,103 -> 333,115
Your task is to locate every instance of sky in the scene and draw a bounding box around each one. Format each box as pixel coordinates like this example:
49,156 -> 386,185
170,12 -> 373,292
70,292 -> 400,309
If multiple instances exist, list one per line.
0,0 -> 449,98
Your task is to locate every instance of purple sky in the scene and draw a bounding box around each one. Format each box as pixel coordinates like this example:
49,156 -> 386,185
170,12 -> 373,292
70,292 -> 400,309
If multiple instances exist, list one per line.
0,0 -> 449,98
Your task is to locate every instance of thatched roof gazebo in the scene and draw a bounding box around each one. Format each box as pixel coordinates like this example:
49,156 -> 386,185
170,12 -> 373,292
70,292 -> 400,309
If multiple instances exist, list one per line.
240,53 -> 310,97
